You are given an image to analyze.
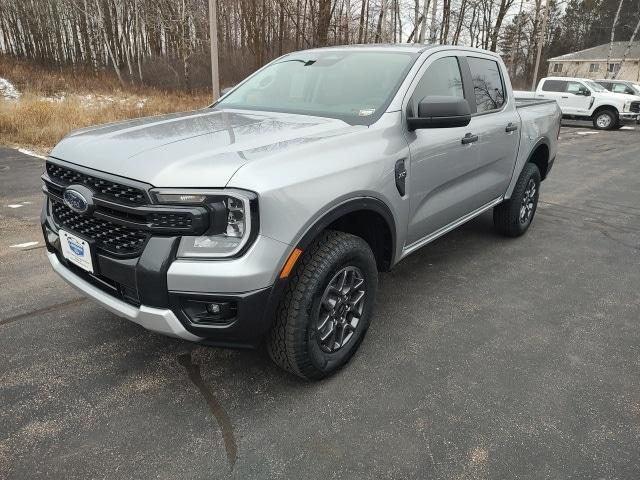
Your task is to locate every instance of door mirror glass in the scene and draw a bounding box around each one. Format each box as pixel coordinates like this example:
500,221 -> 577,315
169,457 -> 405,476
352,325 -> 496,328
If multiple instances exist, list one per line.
408,96 -> 472,130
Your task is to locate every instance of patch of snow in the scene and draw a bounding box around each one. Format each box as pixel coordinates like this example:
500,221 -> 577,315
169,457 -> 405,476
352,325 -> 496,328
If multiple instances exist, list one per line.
576,131 -> 598,135
18,148 -> 46,159
620,126 -> 635,130
0,77 -> 20,99
10,241 -> 39,248
42,93 -> 147,109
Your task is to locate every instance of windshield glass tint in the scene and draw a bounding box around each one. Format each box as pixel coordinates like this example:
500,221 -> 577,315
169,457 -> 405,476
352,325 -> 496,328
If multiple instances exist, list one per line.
585,80 -> 606,92
215,51 -> 417,125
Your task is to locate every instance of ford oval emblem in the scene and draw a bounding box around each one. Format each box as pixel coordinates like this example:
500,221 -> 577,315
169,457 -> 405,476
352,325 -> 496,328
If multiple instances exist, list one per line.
63,189 -> 89,214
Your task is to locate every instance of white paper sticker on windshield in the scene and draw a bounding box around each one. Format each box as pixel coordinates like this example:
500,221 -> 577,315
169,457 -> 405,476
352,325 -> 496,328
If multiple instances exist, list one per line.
358,108 -> 376,117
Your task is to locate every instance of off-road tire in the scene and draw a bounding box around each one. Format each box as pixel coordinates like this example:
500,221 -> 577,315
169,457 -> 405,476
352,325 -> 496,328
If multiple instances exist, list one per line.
267,230 -> 378,380
592,109 -> 617,130
493,162 -> 541,237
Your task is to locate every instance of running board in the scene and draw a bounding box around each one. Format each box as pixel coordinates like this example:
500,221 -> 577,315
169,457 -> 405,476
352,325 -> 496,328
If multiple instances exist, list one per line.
401,196 -> 504,259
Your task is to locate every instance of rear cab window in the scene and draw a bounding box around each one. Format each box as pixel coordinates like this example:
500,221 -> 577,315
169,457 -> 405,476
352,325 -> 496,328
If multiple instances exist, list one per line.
541,80 -> 567,92
467,57 -> 506,113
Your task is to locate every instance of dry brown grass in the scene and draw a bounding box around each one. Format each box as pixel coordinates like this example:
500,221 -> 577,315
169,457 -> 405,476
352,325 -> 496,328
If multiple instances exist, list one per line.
0,92 -> 211,149
0,56 -> 213,150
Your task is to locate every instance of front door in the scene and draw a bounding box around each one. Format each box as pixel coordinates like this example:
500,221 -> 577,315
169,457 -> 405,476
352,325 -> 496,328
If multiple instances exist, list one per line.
403,54 -> 480,246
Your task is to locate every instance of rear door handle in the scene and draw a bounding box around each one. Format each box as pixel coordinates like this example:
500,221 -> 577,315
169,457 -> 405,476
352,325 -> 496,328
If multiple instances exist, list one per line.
505,123 -> 518,133
561,96 -> 569,98
461,133 -> 478,144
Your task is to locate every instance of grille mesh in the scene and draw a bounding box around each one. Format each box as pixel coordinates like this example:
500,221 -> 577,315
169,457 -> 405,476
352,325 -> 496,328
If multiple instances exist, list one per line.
46,162 -> 146,204
630,102 -> 640,114
53,201 -> 148,255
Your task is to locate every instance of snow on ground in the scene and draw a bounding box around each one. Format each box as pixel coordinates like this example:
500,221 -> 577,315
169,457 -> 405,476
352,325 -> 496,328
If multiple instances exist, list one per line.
0,77 -> 21,99
17,148 -> 46,159
0,76 -> 145,108
44,93 -> 147,109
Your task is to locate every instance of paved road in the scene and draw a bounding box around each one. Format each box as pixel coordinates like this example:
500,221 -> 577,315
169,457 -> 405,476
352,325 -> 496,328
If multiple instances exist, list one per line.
1,126 -> 639,479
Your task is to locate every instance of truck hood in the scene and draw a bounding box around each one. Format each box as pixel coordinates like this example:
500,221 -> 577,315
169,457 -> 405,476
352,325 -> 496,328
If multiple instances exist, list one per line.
50,108 -> 361,187
597,91 -> 640,102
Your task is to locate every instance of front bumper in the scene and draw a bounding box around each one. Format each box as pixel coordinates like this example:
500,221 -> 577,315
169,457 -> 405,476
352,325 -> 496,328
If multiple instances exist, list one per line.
42,205 -> 291,347
47,251 -> 203,341
619,112 -> 640,123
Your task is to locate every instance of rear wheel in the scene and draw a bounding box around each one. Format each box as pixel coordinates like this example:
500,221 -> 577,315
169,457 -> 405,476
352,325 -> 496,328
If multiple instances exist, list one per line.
267,230 -> 378,380
493,163 -> 541,237
592,109 -> 617,130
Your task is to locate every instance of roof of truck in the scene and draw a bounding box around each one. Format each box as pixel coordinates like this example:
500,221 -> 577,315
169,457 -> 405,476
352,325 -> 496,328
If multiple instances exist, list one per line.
286,44 -> 502,56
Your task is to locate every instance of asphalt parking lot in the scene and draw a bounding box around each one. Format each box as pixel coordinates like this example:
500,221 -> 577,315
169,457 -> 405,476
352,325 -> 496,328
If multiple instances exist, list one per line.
1,123 -> 639,479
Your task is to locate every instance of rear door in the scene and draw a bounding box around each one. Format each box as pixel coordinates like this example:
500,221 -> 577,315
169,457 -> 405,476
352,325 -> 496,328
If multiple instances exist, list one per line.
463,55 -> 521,201
538,79 -> 567,108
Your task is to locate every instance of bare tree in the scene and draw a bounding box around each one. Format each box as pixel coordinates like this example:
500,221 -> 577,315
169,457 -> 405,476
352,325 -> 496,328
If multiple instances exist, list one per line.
605,0 -> 624,79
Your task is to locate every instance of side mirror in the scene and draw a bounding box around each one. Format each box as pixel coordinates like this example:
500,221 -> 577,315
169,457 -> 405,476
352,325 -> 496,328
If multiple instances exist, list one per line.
408,96 -> 472,130
578,89 -> 591,96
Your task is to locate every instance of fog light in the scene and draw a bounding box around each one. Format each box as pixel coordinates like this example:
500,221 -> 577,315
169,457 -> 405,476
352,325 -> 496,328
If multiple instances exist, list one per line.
206,303 -> 222,315
181,299 -> 238,326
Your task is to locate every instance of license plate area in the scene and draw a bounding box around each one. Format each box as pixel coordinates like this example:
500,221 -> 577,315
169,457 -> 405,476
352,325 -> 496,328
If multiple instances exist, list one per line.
59,229 -> 95,273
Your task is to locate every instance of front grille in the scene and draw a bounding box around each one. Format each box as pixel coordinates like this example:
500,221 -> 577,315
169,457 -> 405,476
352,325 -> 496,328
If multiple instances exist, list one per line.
52,201 -> 148,256
630,101 -> 640,113
46,162 -> 147,204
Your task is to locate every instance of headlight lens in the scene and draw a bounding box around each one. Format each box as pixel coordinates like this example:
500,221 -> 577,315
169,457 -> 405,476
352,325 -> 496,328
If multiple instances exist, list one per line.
151,189 -> 256,258
624,100 -> 632,112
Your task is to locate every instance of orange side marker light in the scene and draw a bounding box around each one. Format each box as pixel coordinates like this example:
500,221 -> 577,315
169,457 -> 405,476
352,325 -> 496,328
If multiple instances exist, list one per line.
279,247 -> 303,279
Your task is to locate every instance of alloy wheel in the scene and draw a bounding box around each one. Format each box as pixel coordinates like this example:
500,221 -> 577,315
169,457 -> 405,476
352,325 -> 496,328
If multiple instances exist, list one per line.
316,266 -> 366,353
519,178 -> 537,224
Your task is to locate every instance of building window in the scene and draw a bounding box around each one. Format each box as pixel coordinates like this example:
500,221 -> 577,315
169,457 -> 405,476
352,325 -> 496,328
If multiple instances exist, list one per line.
608,63 -> 621,73
553,63 -> 563,73
589,63 -> 600,73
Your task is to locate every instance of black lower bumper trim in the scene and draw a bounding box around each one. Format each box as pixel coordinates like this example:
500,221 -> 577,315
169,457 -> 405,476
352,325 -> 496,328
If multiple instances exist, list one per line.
169,288 -> 273,347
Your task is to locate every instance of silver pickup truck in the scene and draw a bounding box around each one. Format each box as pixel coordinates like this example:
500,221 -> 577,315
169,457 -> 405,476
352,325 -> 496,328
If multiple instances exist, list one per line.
41,45 -> 561,379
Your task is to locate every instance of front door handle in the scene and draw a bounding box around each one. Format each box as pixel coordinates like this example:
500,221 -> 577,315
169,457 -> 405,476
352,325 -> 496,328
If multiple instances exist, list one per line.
505,123 -> 518,133
561,96 -> 569,98
461,133 -> 478,144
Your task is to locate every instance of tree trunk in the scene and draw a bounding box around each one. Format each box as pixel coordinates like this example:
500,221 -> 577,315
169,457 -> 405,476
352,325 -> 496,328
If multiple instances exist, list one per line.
605,0 -> 624,78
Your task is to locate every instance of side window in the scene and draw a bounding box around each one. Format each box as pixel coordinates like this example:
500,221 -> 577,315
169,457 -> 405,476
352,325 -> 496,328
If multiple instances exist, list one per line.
467,57 -> 506,113
410,57 -> 464,115
565,81 -> 585,94
612,83 -> 631,94
599,82 -> 612,91
542,79 -> 567,92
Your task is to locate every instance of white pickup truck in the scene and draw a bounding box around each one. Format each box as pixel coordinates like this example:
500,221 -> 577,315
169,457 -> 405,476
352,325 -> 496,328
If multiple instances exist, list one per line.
515,76 -> 640,130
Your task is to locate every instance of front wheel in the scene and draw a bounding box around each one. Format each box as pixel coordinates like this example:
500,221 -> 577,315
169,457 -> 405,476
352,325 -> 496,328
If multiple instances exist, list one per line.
592,109 -> 617,130
493,163 -> 541,237
267,230 -> 378,380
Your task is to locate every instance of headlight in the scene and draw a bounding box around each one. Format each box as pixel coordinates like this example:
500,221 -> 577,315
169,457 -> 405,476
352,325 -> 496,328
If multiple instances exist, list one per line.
151,189 -> 257,258
624,100 -> 632,112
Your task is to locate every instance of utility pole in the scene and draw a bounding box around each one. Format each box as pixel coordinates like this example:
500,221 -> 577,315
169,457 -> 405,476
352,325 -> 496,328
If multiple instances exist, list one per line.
208,0 -> 220,100
531,0 -> 550,90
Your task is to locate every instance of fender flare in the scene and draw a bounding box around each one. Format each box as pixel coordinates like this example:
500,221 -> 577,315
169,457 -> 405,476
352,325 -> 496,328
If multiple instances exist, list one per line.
294,196 -> 397,262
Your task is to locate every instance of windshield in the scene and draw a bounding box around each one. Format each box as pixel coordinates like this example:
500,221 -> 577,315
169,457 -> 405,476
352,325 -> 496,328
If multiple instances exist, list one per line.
585,80 -> 606,92
215,51 -> 418,125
